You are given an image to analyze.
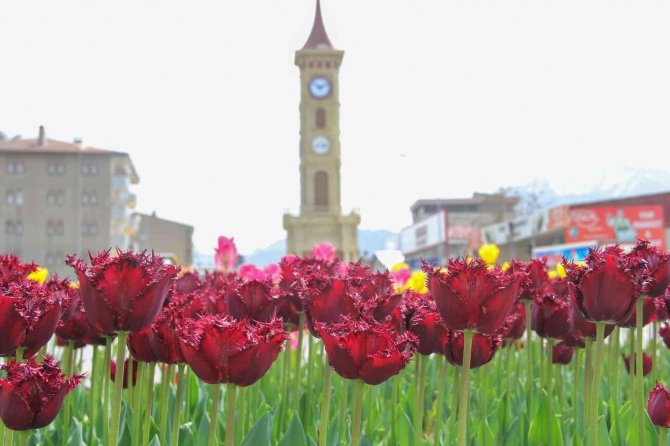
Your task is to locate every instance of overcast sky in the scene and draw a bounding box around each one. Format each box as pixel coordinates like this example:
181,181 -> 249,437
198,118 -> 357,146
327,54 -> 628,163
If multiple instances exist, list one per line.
1,0 -> 669,254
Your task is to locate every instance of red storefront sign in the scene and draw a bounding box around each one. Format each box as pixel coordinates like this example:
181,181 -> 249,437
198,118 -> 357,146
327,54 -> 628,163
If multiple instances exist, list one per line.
565,205 -> 665,249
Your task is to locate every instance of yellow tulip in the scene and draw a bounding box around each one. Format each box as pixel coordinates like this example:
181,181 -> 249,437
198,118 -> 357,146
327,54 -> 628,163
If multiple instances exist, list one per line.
27,267 -> 48,285
478,244 -> 500,266
391,262 -> 410,272
407,271 -> 428,294
556,263 -> 566,279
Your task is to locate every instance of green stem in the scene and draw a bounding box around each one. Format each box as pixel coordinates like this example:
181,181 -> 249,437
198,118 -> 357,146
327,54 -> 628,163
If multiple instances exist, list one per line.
573,348 -> 579,432
307,331 -> 314,428
293,313 -> 305,416
611,327 -> 622,444
457,330 -> 474,446
637,297 -> 645,446
337,378 -> 348,444
236,386 -> 246,444
351,379 -> 366,446
546,339 -> 554,444
159,364 -> 175,445
584,339 -> 592,432
225,384 -> 237,446
102,336 -> 113,445
589,323 -> 606,446
660,427 -> 667,446
132,361 -> 146,446
143,363 -> 157,446
17,430 -> 28,446
525,300 -> 533,416
450,367 -> 460,443
414,355 -> 427,446
61,341 -> 75,446
88,346 -> 100,446
653,322 -> 659,385
3,425 -> 12,446
319,363 -> 333,446
481,364 -> 489,445
208,385 -> 221,446
434,356 -> 448,446
109,331 -> 128,446
169,363 -> 186,446
278,347 -> 291,432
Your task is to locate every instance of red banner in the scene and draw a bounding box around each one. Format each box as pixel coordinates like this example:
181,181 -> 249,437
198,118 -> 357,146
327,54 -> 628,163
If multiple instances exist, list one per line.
565,205 -> 665,249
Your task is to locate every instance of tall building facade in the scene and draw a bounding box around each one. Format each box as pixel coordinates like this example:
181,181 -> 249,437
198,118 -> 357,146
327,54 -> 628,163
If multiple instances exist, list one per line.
283,0 -> 360,261
0,126 -> 138,277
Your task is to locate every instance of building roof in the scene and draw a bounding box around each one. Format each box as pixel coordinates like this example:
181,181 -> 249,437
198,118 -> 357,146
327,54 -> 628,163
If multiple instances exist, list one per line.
0,126 -> 139,182
302,0 -> 334,49
410,194 -> 519,212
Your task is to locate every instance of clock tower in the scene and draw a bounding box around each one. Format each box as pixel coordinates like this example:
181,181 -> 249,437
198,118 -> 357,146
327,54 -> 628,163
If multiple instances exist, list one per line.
283,0 -> 360,261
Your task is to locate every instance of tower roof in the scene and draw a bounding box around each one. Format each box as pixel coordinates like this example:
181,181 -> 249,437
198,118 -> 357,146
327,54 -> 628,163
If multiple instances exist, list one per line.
302,0 -> 334,50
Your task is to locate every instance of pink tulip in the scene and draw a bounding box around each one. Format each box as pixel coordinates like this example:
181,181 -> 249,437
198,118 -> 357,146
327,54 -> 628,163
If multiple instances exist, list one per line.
312,242 -> 336,262
214,236 -> 238,273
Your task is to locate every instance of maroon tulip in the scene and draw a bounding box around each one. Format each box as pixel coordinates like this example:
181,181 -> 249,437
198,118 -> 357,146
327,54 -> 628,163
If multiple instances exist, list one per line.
55,295 -> 105,349
110,359 -> 139,388
532,291 -> 573,339
178,315 -> 286,386
425,259 -> 522,334
552,341 -> 574,365
661,324 -> 670,349
442,330 -> 502,369
509,259 -> 549,302
565,247 -> 639,324
501,302 -> 526,341
66,250 -> 179,335
406,293 -> 450,355
629,239 -> 670,297
623,353 -> 653,376
318,318 -> 417,385
224,280 -> 281,322
275,256 -> 305,328
352,269 -> 403,322
0,254 -> 37,284
174,271 -> 202,295
648,383 -> 670,428
617,296 -> 660,328
127,329 -> 159,363
0,280 -> 62,357
45,276 -> 78,320
303,274 -> 358,336
0,357 -> 82,430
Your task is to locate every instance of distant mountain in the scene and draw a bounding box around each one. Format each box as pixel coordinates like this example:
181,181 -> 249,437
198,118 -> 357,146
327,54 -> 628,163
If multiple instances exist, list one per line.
240,229 -> 399,267
508,167 -> 670,214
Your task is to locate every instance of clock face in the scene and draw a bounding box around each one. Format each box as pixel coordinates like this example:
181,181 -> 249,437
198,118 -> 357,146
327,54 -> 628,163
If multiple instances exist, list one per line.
312,136 -> 330,154
309,76 -> 332,99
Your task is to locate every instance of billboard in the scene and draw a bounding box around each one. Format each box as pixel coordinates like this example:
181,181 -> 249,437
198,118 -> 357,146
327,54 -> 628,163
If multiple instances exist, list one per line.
532,240 -> 598,267
565,205 -> 665,249
399,210 -> 447,255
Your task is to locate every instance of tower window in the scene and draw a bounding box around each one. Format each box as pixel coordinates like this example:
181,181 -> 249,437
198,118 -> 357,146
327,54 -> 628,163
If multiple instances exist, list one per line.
316,108 -> 326,128
314,171 -> 329,208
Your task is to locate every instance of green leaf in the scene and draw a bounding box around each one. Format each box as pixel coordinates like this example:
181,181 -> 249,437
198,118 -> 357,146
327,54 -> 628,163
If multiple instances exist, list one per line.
393,408 -> 413,446
148,434 -> 161,446
179,424 -> 194,446
528,392 -> 562,446
67,419 -> 84,446
626,412 -> 659,446
279,414 -> 307,446
241,413 -> 272,446
197,413 -> 210,446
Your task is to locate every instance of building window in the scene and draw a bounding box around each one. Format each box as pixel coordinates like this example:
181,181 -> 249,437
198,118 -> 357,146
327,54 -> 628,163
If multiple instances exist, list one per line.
6,160 -> 24,175
6,221 -> 23,236
15,189 -> 23,206
81,221 -> 98,236
314,171 -> 329,208
57,191 -> 65,205
6,190 -> 14,205
316,108 -> 326,128
82,190 -> 98,206
47,220 -> 64,236
82,162 -> 99,176
48,160 -> 66,175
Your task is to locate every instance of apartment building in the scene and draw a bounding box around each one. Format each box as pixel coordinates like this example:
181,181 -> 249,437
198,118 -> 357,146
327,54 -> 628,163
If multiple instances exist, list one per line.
0,126 -> 138,277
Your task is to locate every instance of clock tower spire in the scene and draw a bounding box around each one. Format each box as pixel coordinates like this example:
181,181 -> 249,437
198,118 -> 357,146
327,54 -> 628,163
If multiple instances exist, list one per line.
283,0 -> 360,261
